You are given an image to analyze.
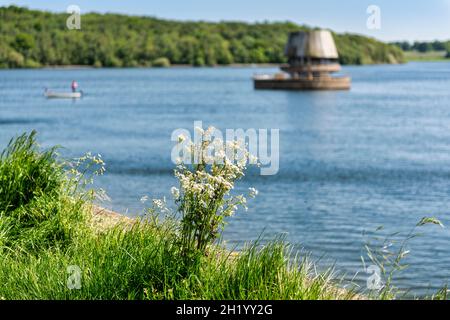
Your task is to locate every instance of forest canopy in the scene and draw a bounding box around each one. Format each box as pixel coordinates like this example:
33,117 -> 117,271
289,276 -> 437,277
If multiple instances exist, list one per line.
0,6 -> 406,68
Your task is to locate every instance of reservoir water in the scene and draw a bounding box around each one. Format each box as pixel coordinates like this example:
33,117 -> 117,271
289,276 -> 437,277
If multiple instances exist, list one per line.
1,62 -> 450,296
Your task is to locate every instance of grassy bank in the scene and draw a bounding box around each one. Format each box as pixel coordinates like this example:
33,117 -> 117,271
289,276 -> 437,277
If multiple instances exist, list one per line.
1,132 -> 447,300
0,132 -> 357,300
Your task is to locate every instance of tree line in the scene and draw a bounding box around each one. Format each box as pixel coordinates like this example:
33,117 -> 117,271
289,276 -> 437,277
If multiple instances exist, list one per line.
392,40 -> 450,57
0,5 -> 406,69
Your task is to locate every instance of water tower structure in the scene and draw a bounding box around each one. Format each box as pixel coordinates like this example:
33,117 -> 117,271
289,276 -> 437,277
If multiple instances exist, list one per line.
254,30 -> 351,90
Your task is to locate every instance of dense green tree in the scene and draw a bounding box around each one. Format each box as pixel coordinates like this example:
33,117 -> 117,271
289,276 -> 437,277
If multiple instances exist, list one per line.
12,33 -> 35,57
414,42 -> 433,53
391,41 -> 450,55
431,40 -> 447,51
392,41 -> 411,51
0,5 -> 406,69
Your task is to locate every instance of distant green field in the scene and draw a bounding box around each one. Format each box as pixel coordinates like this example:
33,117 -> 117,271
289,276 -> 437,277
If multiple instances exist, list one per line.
404,50 -> 449,62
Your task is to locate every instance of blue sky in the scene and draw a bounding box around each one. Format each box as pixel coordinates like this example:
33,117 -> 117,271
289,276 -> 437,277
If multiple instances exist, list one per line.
1,0 -> 449,41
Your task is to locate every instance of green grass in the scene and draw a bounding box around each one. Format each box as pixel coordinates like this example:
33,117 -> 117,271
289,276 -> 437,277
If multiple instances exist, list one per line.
0,227 -> 353,300
0,132 -> 355,300
404,50 -> 449,62
0,131 -> 90,252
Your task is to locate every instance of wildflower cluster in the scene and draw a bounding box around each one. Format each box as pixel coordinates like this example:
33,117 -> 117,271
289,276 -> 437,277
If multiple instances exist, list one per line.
174,126 -> 257,254
155,126 -> 259,256
66,152 -> 107,201
68,152 -> 106,182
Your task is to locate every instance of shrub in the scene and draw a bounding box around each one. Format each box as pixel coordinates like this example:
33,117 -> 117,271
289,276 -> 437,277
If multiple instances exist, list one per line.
151,57 -> 171,67
0,132 -> 103,251
0,131 -> 62,214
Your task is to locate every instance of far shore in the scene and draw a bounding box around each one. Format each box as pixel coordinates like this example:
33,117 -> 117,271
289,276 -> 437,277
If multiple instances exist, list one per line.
39,63 -> 281,70
2,60 -> 449,72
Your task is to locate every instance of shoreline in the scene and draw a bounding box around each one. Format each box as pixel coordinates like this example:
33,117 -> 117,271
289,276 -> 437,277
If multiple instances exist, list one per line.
43,63 -> 281,70
91,205 -> 134,231
2,61 -> 440,72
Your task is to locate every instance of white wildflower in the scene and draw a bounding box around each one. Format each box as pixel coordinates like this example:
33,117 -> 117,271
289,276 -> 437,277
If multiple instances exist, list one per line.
171,187 -> 180,200
249,154 -> 258,164
205,126 -> 216,136
195,126 -> 204,134
152,198 -> 165,210
249,187 -> 259,198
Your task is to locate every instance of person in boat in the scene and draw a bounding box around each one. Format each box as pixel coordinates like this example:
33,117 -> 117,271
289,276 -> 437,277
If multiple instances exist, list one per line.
71,80 -> 79,93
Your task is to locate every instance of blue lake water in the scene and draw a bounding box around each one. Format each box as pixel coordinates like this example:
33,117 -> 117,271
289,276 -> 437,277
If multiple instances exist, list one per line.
1,62 -> 450,296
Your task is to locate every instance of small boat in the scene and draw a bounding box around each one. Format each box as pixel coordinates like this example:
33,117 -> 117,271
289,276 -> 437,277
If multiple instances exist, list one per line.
44,89 -> 83,99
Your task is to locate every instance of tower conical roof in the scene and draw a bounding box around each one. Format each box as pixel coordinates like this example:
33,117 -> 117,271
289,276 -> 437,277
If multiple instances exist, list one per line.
285,30 -> 339,59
